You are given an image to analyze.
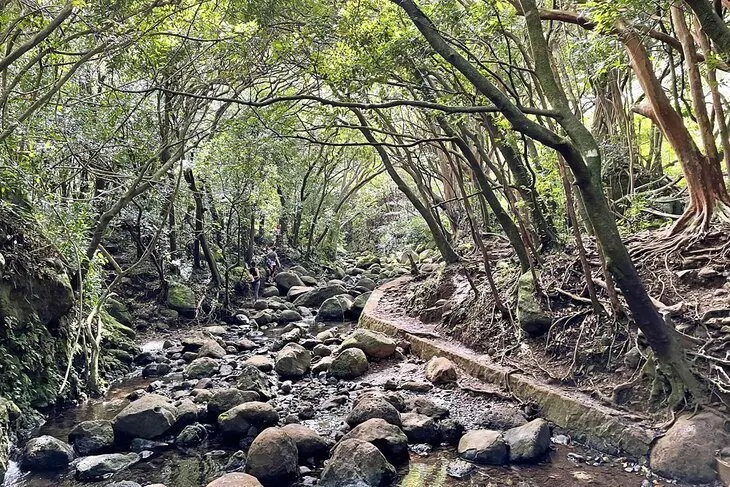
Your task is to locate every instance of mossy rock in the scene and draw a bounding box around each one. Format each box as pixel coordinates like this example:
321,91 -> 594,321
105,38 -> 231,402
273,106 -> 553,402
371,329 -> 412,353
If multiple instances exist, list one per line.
106,298 -> 132,327
166,283 -> 196,316
516,271 -> 551,336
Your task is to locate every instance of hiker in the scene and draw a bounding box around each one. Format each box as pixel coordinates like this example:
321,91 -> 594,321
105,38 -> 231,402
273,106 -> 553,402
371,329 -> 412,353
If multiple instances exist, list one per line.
249,263 -> 261,305
264,246 -> 280,283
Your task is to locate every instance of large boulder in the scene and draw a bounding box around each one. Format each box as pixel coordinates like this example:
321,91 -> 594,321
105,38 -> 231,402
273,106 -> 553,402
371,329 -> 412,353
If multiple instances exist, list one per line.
457,430 -> 508,465
21,435 -> 74,471
197,339 -> 226,359
516,271 -> 551,336
207,388 -> 259,418
245,427 -> 298,486
425,357 -> 458,384
341,418 -> 408,463
287,286 -> 313,302
329,348 -> 369,379
316,296 -> 346,322
75,452 -> 139,481
218,402 -> 279,436
237,364 -> 275,399
275,271 -> 305,292
68,420 -> 115,456
401,412 -> 440,444
503,418 -> 551,463
357,277 -> 377,290
281,424 -> 330,461
274,343 -> 311,378
184,357 -> 219,379
113,394 -> 177,439
277,309 -> 302,324
339,329 -> 396,359
351,292 -> 371,316
347,396 -> 401,427
320,439 -> 396,487
207,473 -> 263,487
166,282 -> 196,317
293,284 -> 348,308
650,411 -> 728,483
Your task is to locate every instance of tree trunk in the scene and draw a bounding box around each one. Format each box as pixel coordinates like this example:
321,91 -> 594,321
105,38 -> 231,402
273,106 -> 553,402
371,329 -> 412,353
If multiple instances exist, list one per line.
353,108 -> 460,264
184,168 -> 222,287
623,25 -> 730,237
390,0 -> 700,398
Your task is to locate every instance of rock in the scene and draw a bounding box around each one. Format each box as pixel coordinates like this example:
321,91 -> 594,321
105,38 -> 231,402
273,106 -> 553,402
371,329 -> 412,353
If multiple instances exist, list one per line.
293,284 -> 348,308
184,357 -> 219,379
404,397 -> 448,419
174,399 -> 199,428
401,412 -> 440,444
339,329 -> 396,359
440,419 -> 465,445
206,473 -> 263,487
275,272 -> 305,291
457,430 -> 508,465
357,277 -> 377,290
341,418 -> 408,463
142,363 -> 171,378
287,286 -> 314,301
281,424 -> 330,460
503,418 -> 551,463
400,381 -> 432,393
261,286 -> 279,298
446,459 -> 475,479
207,388 -> 260,418
425,357 -> 458,384
106,298 -> 132,327
245,355 -> 274,372
351,292 -> 371,316
312,356 -> 333,374
347,396 -> 401,427
237,365 -> 275,399
218,402 -> 279,436
113,394 -> 177,439
245,427 -> 298,486
235,338 -> 257,351
650,411 -> 728,483
516,271 -> 551,336
320,439 -> 396,487
176,423 -> 207,447
274,343 -> 311,378
313,344 -> 332,357
198,340 -> 226,359
301,275 -> 318,286
166,282 -> 196,316
204,325 -> 227,335
330,348 -> 369,379
68,420 -> 115,456
21,435 -> 74,471
278,309 -> 302,323
316,296 -> 346,321
75,452 -> 140,481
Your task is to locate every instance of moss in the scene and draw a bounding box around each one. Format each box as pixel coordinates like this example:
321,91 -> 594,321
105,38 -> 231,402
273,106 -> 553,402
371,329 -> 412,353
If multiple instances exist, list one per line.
106,298 -> 132,327
166,282 -> 196,313
516,271 -> 552,336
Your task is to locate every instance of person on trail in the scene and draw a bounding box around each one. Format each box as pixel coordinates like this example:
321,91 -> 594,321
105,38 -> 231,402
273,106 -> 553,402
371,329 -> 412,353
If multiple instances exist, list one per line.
264,246 -> 280,283
248,264 -> 261,305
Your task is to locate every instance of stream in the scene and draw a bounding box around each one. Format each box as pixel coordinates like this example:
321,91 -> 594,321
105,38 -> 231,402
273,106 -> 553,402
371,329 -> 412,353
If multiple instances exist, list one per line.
2,318 -> 659,487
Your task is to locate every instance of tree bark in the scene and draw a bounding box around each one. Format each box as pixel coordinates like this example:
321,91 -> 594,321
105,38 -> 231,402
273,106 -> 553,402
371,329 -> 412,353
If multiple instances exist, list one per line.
623,26 -> 730,236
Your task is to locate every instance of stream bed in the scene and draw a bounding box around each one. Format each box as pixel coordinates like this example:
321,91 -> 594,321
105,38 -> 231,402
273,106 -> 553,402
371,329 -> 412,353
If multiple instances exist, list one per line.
2,319 -> 663,487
